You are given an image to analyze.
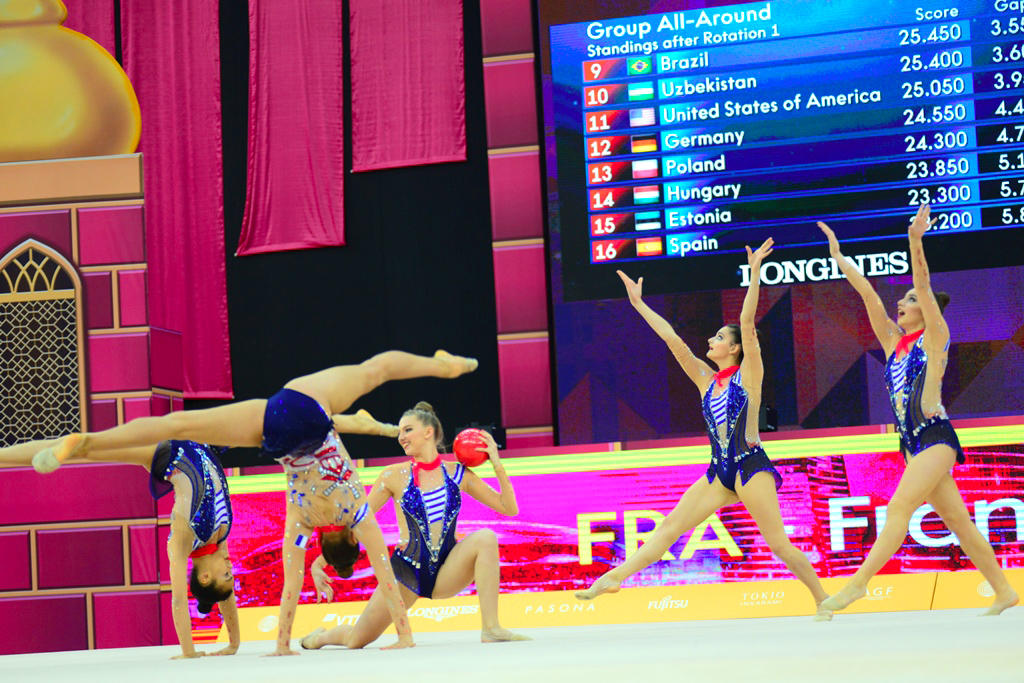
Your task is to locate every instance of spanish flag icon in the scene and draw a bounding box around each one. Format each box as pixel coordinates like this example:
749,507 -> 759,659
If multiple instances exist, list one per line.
636,236 -> 663,256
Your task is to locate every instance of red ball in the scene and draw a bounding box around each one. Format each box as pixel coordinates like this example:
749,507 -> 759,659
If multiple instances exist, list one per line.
453,428 -> 489,467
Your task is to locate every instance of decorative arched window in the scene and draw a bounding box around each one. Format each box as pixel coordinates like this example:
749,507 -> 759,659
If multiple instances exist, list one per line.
0,240 -> 86,446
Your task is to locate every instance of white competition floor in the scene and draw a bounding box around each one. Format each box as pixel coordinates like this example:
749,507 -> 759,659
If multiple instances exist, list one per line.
2,609 -> 1021,683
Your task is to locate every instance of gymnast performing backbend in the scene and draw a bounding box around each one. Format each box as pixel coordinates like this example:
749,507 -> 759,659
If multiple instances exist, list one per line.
575,239 -> 830,614
9,349 -> 479,653
817,205 -> 1018,617
300,401 -> 528,649
0,439 -> 240,658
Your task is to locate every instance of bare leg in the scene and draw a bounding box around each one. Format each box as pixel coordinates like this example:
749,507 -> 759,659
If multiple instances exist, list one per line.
302,582 -> 419,649
431,529 -> 529,642
820,445 -> 956,612
0,438 -> 60,465
286,350 -> 478,417
576,475 -> 735,600
33,400 -> 267,471
0,439 -> 155,470
927,474 -> 1019,616
736,471 -> 829,608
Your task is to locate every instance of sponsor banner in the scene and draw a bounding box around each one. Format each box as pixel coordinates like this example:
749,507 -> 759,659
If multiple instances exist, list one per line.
931,568 -> 1024,610
217,573 -> 940,641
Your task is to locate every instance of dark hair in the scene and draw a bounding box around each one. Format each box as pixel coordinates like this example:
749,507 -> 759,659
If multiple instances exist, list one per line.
935,291 -> 951,313
402,401 -> 445,448
724,324 -> 744,362
322,531 -> 360,578
189,565 -> 233,615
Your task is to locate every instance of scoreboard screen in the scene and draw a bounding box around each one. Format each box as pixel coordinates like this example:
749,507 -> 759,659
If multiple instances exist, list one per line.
540,0 -> 1024,300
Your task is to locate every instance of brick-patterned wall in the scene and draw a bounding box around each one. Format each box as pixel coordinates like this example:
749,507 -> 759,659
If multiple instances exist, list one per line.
480,0 -> 554,449
0,155 -> 182,654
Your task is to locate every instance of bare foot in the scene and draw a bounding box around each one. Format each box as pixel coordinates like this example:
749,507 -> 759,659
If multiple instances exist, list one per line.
574,574 -> 621,601
300,627 -> 325,650
434,350 -> 479,378
818,583 -> 866,613
32,434 -> 85,473
813,597 -> 834,622
354,409 -> 399,437
982,589 -> 1019,616
482,627 -> 531,642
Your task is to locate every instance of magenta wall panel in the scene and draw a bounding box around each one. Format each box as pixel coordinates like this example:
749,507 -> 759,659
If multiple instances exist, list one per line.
93,591 -> 161,649
129,525 -> 158,584
151,394 -> 171,417
87,333 -> 150,392
171,397 -> 184,412
89,398 -> 118,431
150,327 -> 183,392
494,244 -> 547,333
0,532 -> 31,591
82,271 -> 114,329
488,152 -> 544,240
123,396 -> 152,423
505,432 -> 555,450
118,269 -> 148,326
156,524 -> 170,582
0,464 -> 153,525
483,59 -> 539,148
497,337 -> 552,426
0,595 -> 87,655
77,206 -> 145,266
480,0 -> 534,56
37,526 -> 124,588
160,590 -> 176,645
0,210 -> 72,257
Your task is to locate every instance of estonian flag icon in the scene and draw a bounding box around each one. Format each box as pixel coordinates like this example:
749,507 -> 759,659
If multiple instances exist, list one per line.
635,211 -> 661,231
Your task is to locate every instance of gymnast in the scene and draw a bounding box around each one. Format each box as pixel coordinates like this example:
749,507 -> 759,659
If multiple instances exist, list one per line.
300,401 -> 528,649
575,240 -> 830,614
14,349 -> 479,652
817,205 -> 1018,616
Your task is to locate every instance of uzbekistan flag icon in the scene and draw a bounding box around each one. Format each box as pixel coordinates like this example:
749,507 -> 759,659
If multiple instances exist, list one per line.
627,81 -> 655,101
633,185 -> 660,204
632,159 -> 659,179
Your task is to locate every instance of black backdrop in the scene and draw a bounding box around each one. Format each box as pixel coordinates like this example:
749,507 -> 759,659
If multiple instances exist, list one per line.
184,0 -> 502,464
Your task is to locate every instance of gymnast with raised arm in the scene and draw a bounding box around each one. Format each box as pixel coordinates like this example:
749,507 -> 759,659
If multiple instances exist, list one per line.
817,205 -> 1018,617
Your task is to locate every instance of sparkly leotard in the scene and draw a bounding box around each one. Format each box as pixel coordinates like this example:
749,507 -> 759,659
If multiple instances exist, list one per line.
149,441 -> 232,551
701,370 -> 781,492
390,462 -> 465,597
884,335 -> 964,463
263,388 -> 369,529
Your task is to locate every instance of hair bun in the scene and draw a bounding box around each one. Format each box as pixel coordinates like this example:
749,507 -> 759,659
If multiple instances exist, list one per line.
413,401 -> 435,414
196,601 -> 214,615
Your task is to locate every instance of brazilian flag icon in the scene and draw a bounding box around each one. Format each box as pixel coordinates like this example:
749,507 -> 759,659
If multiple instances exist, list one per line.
627,56 -> 653,76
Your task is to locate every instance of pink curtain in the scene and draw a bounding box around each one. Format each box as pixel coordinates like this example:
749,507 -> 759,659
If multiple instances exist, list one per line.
350,0 -> 466,172
121,1 -> 233,398
63,0 -> 116,57
236,0 -> 345,255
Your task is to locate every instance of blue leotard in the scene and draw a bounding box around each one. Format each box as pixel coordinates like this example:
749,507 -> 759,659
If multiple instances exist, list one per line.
390,462 -> 466,597
149,441 -> 232,551
701,370 -> 781,492
884,335 -> 964,463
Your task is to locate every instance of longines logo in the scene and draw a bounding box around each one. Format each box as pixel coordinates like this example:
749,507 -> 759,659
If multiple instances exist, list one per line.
738,251 -> 909,286
409,605 -> 480,622
648,596 -> 689,611
865,586 -> 895,601
740,591 -> 784,607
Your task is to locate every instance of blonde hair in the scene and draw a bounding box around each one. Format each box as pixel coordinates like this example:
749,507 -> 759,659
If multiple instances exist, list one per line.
403,401 -> 445,449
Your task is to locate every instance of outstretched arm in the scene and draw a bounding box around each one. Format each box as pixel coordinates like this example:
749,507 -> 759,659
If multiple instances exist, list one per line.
617,270 -> 714,389
352,509 -> 414,649
739,239 -> 772,391
818,221 -> 902,356
460,431 -> 518,516
167,485 -> 202,659
907,204 -> 950,349
210,592 -> 240,655
268,506 -> 312,656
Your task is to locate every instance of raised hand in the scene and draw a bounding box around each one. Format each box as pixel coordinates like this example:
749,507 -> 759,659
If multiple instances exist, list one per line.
817,221 -> 842,258
909,203 -> 936,240
617,270 -> 644,306
745,237 -> 774,268
475,429 -> 500,463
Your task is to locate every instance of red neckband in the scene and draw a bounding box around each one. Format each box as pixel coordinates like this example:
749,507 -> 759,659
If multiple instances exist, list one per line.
894,329 -> 924,358
412,456 -> 441,486
713,365 -> 740,388
189,543 -> 218,558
